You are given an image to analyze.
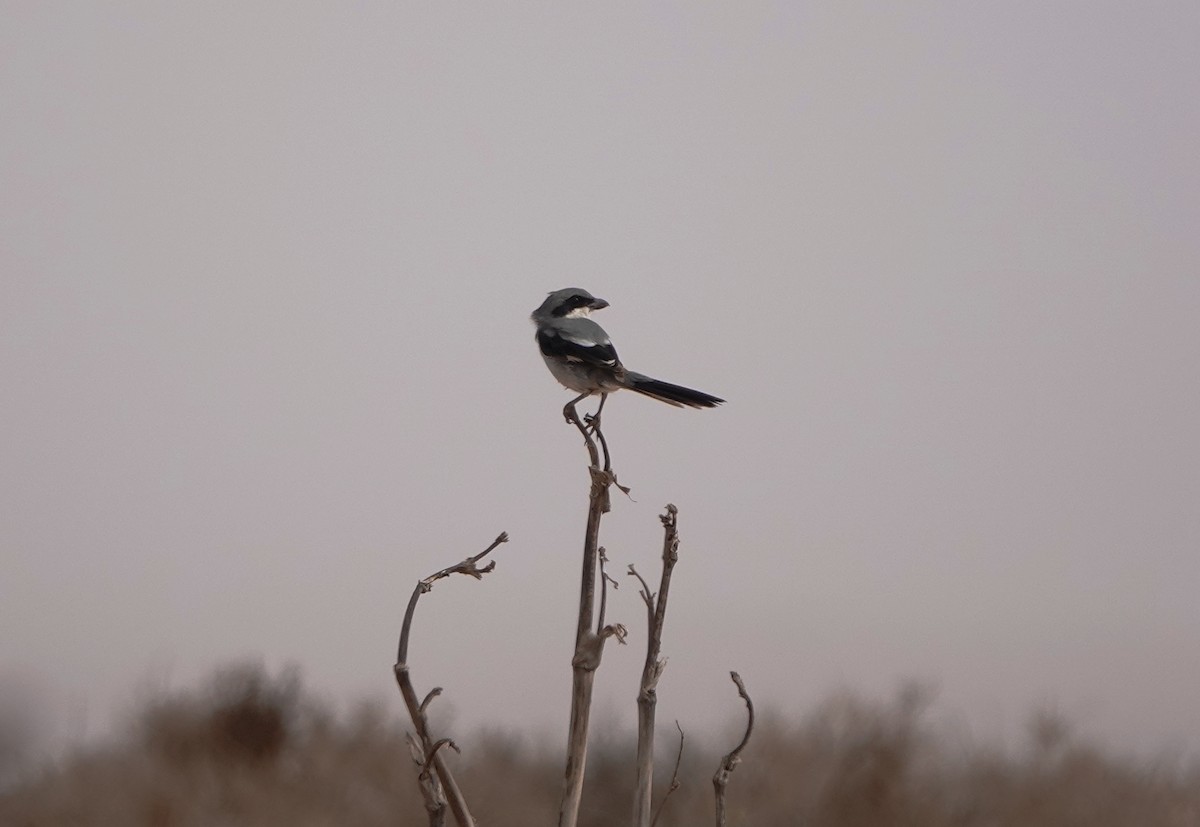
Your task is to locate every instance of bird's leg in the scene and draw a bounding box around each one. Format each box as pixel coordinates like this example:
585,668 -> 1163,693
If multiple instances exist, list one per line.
584,393 -> 608,434
562,392 -> 590,426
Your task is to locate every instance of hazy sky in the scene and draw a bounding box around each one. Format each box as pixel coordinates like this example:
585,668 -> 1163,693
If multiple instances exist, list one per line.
3,4 -> 1198,757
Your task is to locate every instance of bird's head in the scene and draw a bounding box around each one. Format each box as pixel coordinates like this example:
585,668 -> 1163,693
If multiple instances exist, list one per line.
532,288 -> 610,321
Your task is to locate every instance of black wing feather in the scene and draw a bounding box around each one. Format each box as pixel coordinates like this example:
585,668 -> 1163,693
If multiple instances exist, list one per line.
536,326 -> 620,368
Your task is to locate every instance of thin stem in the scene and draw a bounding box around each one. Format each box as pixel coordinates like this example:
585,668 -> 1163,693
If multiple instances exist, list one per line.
650,722 -> 686,827
396,533 -> 508,665
597,548 -> 621,636
393,532 -> 509,827
559,400 -> 617,827
713,672 -> 755,827
632,505 -> 681,827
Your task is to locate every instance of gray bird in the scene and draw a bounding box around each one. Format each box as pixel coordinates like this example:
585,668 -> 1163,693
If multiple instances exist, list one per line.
531,288 -> 724,420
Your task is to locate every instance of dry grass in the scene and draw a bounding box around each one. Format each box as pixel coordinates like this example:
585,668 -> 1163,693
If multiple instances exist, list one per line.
2,664 -> 1198,826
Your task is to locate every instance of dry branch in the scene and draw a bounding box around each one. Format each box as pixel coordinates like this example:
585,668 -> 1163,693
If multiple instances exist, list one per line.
558,399 -> 622,827
650,721 -> 686,827
631,504 -> 681,827
713,672 -> 754,827
394,532 -> 509,827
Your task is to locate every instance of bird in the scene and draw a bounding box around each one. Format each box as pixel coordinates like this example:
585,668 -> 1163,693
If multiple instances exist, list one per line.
531,287 -> 724,423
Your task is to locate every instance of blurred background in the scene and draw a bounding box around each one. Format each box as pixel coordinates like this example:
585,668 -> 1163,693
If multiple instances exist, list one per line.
2,2 -> 1198,797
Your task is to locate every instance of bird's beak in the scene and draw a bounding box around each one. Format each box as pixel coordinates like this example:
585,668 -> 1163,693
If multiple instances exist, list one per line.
589,297 -> 610,310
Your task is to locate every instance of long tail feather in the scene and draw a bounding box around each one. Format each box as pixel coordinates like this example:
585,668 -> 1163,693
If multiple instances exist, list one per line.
625,371 -> 724,409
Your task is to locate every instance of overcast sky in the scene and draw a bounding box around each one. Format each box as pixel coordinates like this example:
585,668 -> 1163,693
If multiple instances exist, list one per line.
3,3 -> 1198,758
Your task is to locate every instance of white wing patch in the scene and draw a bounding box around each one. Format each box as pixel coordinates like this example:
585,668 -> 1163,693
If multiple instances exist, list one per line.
562,332 -> 606,347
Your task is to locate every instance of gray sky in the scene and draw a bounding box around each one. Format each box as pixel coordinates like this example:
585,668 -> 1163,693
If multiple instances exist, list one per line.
3,4 -> 1198,756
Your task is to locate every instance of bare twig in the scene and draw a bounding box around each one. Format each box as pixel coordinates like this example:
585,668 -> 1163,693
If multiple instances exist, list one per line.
713,672 -> 755,827
628,564 -> 654,619
419,688 -> 442,716
597,550 -> 628,646
650,721 -> 686,827
563,400 -> 607,637
394,532 -> 509,827
558,399 -> 621,827
579,400 -> 631,495
632,504 -> 681,827
597,547 -> 617,634
586,551 -> 631,658
589,412 -> 615,473
425,738 -> 462,765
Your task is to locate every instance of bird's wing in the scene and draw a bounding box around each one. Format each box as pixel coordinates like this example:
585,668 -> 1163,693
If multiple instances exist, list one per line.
537,318 -> 621,368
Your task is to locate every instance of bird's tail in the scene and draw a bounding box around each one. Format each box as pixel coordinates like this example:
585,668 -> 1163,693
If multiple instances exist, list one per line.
624,371 -> 725,409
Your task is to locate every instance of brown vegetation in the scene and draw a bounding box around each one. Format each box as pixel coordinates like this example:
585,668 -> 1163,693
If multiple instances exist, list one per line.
2,664 -> 1198,826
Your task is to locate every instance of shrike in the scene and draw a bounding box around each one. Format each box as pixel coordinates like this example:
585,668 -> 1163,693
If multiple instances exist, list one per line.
531,288 -> 724,418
